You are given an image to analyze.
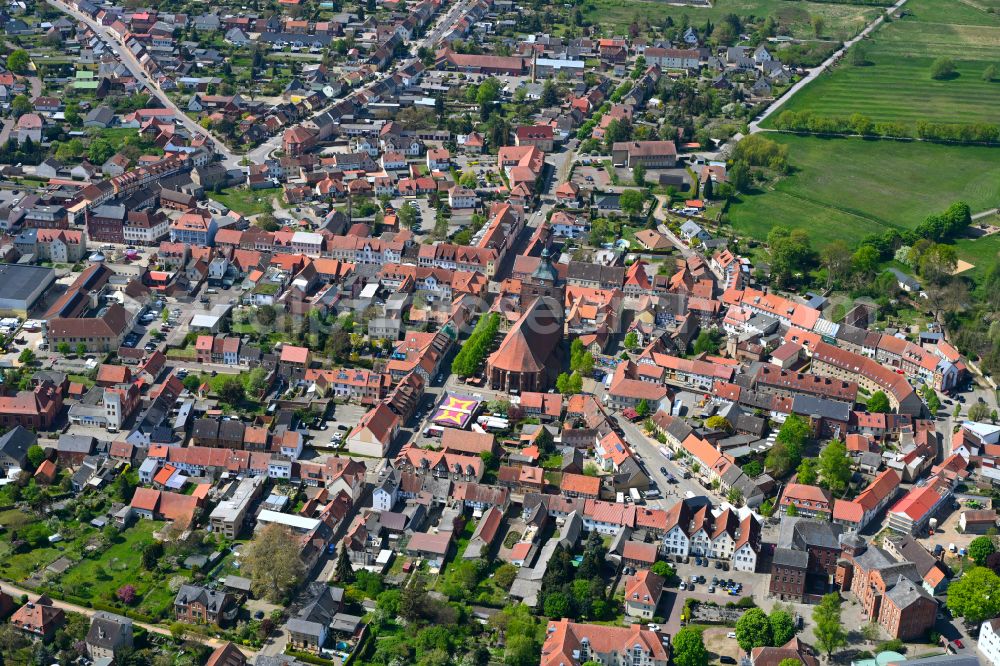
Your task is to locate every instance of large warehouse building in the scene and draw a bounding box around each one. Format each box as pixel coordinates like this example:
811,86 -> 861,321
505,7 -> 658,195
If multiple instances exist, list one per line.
0,263 -> 55,317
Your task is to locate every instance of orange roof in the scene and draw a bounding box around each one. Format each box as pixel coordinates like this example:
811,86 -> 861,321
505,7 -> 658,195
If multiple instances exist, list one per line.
560,472 -> 600,496
279,345 -> 310,364
833,499 -> 863,523
153,464 -> 177,486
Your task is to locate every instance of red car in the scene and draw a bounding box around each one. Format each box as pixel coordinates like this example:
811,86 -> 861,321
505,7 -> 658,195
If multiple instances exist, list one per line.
954,639 -> 964,649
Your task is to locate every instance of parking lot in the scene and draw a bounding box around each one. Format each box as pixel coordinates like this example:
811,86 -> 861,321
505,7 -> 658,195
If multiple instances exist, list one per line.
309,403 -> 367,451
571,164 -> 611,190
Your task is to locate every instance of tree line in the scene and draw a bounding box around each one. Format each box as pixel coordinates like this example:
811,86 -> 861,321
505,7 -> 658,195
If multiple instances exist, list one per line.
772,110 -> 1000,145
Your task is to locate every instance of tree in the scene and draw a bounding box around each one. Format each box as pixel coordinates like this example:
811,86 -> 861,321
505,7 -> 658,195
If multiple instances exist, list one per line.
504,635 -> 538,666
7,49 -> 29,74
769,609 -> 796,645
541,79 -> 559,107
11,94 -> 31,118
671,627 -> 708,666
735,607 -> 773,652
620,189 -> 646,217
76,343 -> 87,358
867,391 -> 891,413
729,161 -> 751,193
947,566 -> 1000,624
633,163 -> 646,186
217,377 -> 245,406
624,331 -> 638,349
243,523 -> 305,603
116,585 -> 137,605
705,415 -> 732,432
182,375 -> 201,393
852,244 -> 881,276
969,402 -> 991,423
543,591 -> 571,618
811,15 -> 825,37
18,348 -> 35,365
768,227 -> 817,286
785,503 -> 798,517
812,593 -> 847,658
818,439 -> 852,496
141,542 -> 163,570
766,414 -> 810,477
693,330 -> 716,355
702,177 -> 713,200
970,536 -> 997,566
650,560 -> 675,578
254,212 -> 280,232
796,458 -> 818,485
57,342 -> 70,356
635,399 -> 651,418
778,660 -> 803,666
26,445 -> 44,470
820,240 -> 852,289
930,57 -> 957,80
334,545 -> 354,583
397,203 -> 418,229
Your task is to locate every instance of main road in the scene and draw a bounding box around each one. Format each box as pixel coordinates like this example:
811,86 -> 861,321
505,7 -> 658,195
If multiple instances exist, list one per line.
46,0 -> 238,164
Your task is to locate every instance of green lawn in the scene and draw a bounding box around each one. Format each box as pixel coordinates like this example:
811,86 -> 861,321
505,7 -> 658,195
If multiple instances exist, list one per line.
954,234 -> 1000,282
212,187 -> 281,216
0,509 -> 98,582
726,134 -> 1000,246
768,0 -> 1000,129
51,521 -> 181,620
581,0 -> 881,39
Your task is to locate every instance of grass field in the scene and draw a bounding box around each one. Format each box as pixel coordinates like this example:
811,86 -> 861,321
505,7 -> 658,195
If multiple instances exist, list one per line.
954,234 -> 1000,281
212,187 -> 281,216
769,0 -> 1000,127
581,0 -> 881,40
726,134 -> 1000,246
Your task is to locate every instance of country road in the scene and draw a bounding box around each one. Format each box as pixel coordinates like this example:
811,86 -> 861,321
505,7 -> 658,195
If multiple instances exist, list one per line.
0,581 -> 257,657
749,0 -> 910,133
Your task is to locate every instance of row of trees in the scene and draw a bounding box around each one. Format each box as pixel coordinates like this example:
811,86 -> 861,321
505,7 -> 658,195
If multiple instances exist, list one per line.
451,313 -> 500,377
772,109 -> 1000,144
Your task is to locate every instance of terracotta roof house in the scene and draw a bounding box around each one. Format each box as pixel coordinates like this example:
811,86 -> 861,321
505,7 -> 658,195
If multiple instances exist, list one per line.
206,642 -> 247,666
11,596 -> 64,639
347,402 -> 399,457
624,570 -> 665,618
541,619 -> 668,666
560,472 -> 601,500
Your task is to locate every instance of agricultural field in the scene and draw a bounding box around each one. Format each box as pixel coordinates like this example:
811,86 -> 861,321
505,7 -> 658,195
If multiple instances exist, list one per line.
581,0 -> 883,40
768,0 -> 1000,128
725,134 -> 1000,246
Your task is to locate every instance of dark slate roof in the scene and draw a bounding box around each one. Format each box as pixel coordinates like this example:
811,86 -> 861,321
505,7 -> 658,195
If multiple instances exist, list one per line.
772,547 -> 808,569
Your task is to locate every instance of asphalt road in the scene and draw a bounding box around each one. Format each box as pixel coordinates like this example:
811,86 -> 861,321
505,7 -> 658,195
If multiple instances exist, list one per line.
46,0 -> 237,163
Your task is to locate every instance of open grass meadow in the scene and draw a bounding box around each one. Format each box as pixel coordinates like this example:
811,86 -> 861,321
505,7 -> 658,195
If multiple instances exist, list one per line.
581,0 -> 882,40
767,0 -> 1000,128
725,134 -> 1000,246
